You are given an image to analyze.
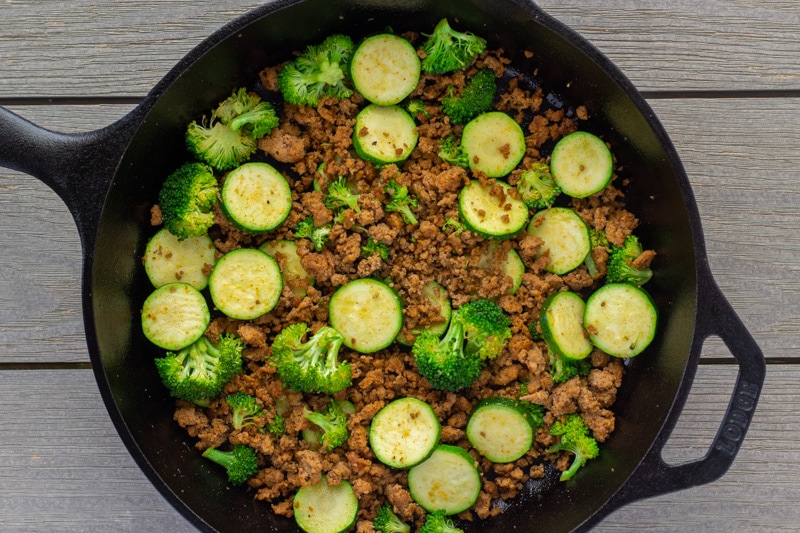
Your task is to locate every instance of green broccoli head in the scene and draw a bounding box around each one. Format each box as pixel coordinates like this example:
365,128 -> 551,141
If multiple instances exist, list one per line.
303,399 -> 350,450
267,413 -> 286,436
185,117 -> 257,171
441,216 -> 466,236
412,298 -> 508,392
549,350 -> 592,384
201,444 -> 259,485
384,179 -> 419,225
278,34 -> 355,107
516,162 -> 561,209
373,503 -> 411,533
225,391 -> 265,430
458,298 -> 512,360
418,510 -> 464,533
441,69 -> 497,125
406,99 -> 430,119
420,18 -> 487,74
158,161 -> 219,240
438,135 -> 469,168
547,413 -> 600,481
154,334 -> 244,405
325,175 -> 361,213
271,323 -> 352,394
229,101 -> 279,139
293,215 -> 332,251
606,235 -> 653,286
362,237 -> 390,261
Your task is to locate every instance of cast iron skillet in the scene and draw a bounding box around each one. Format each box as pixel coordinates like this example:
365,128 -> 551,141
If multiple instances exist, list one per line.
0,0 -> 766,531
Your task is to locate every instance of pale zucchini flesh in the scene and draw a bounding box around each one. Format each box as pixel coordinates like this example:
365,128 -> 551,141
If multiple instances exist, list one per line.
466,397 -> 534,463
540,291 -> 593,360
208,248 -> 283,320
407,444 -> 482,515
526,207 -> 591,274
141,282 -> 210,351
353,104 -> 419,164
350,34 -> 421,105
144,228 -> 216,290
293,477 -> 358,533
550,131 -> 613,198
458,179 -> 529,238
476,242 -> 525,295
369,397 -> 441,469
221,162 -> 292,233
260,239 -> 314,297
461,111 -> 526,178
328,278 -> 403,353
584,283 -> 657,358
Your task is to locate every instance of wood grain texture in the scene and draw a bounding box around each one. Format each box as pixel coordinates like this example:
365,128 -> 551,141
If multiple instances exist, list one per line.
1,0 -> 799,97
0,365 -> 793,531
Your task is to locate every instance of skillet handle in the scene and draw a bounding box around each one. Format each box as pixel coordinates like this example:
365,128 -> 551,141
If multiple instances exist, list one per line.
0,105 -> 141,249
613,274 -> 765,506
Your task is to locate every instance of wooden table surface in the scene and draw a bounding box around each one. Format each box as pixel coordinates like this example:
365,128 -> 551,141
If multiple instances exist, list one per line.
0,1 -> 797,531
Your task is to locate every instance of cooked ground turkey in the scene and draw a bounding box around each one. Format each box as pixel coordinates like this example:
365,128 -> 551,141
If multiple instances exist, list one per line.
160,40 -> 654,531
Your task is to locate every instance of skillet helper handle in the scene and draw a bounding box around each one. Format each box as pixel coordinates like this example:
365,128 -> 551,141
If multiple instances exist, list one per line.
0,105 -> 138,247
619,275 -> 766,503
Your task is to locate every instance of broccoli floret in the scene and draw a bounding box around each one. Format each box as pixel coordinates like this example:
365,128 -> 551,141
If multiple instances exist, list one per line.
278,34 -> 355,107
606,235 -> 653,286
441,216 -> 466,236
266,413 -> 286,436
406,99 -> 430,118
584,228 -> 610,278
547,413 -> 600,481
213,87 -> 279,139
271,323 -> 352,394
158,162 -> 219,240
420,18 -> 487,74
294,215 -> 332,251
303,399 -> 350,450
384,179 -> 419,225
516,162 -> 561,209
186,117 -> 257,171
373,503 -> 411,533
418,510 -> 463,533
362,237 -> 390,261
201,444 -> 259,485
438,135 -> 469,168
549,350 -> 592,384
325,175 -> 361,213
226,392 -> 265,430
412,298 -> 510,391
515,398 -> 546,430
441,69 -> 497,125
154,334 -> 244,405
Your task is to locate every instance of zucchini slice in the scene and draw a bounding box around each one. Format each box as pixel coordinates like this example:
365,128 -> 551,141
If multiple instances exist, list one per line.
220,162 -> 292,233
353,104 -> 419,165
141,282 -> 210,351
369,397 -> 441,469
259,239 -> 314,297
540,291 -> 593,361
328,278 -> 403,353
143,228 -> 216,290
408,444 -> 482,515
461,111 -> 525,178
550,131 -> 613,198
466,397 -> 534,463
526,207 -> 591,274
396,280 -> 452,345
350,33 -> 421,105
476,242 -> 525,295
293,476 -> 358,533
208,248 -> 283,320
584,283 -> 657,358
458,179 -> 529,238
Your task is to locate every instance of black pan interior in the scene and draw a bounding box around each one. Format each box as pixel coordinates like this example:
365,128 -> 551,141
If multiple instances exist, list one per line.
90,0 -> 699,531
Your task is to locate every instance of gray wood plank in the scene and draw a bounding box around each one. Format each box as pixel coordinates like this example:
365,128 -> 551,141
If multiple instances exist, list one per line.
0,364 -> 791,531
1,1 -> 799,97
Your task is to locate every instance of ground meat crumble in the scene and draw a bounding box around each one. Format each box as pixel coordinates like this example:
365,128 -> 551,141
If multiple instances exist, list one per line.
156,41 -> 653,531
